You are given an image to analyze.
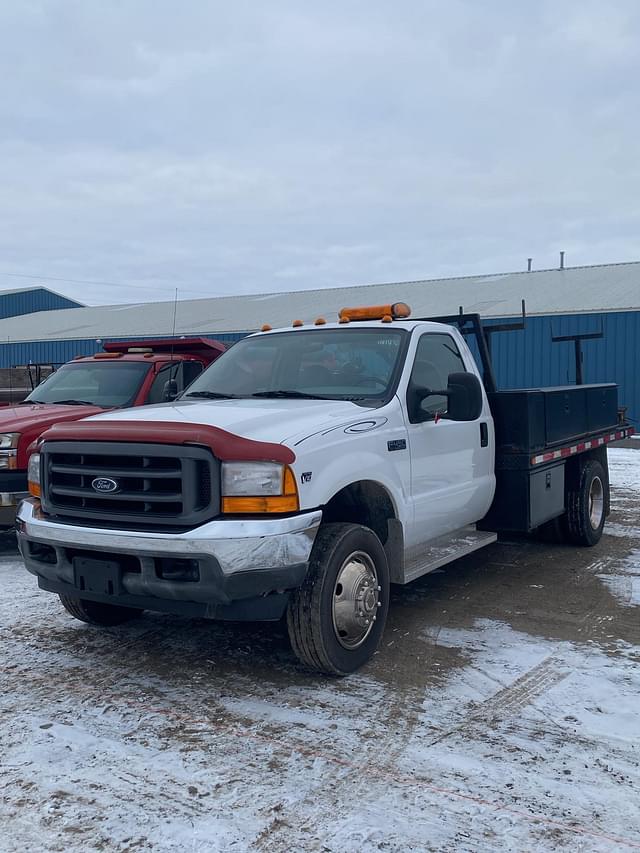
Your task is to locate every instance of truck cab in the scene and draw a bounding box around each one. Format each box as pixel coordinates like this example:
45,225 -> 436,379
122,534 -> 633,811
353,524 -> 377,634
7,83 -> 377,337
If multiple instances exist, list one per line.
17,304 -> 633,674
0,337 -> 225,529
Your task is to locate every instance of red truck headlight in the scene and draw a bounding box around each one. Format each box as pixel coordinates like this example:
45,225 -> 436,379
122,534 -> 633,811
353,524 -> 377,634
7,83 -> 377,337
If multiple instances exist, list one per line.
0,433 -> 19,470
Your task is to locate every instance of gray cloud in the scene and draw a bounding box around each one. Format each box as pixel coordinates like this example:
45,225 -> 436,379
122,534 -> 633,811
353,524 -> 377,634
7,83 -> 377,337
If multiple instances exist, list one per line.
0,0 -> 639,305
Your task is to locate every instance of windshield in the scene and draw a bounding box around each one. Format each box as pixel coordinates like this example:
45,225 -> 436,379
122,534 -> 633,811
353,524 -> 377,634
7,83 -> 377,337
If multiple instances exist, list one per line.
25,361 -> 151,408
183,328 -> 406,401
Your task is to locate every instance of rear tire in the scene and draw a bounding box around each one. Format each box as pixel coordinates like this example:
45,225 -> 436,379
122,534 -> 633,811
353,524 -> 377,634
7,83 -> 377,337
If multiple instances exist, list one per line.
59,594 -> 142,626
287,523 -> 390,675
561,459 -> 607,547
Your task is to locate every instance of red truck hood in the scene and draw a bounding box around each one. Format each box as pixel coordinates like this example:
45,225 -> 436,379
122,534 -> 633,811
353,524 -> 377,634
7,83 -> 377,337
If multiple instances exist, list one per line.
0,403 -> 105,469
0,403 -> 104,431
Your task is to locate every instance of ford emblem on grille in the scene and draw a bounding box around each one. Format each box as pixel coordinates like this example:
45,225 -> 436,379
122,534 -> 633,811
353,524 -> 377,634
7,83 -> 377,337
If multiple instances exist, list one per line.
91,477 -> 119,493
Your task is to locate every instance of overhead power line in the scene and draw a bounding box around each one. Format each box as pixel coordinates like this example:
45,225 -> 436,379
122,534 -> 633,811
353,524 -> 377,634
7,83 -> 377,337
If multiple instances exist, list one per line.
0,269 -> 220,299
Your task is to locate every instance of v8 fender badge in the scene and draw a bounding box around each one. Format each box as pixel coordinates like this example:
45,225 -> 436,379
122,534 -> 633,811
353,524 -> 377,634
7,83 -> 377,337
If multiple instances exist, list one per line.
301,471 -> 313,483
387,439 -> 407,452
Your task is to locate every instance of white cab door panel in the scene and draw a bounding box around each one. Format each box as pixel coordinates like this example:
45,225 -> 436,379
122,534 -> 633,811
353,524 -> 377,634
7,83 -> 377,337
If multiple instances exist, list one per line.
404,331 -> 494,549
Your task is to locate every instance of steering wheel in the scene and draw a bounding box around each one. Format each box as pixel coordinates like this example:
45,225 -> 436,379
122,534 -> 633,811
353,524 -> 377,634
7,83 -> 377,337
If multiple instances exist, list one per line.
338,362 -> 386,390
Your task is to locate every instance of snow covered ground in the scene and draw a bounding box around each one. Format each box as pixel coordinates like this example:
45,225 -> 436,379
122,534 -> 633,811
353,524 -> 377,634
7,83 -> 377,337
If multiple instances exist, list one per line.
1,448 -> 639,852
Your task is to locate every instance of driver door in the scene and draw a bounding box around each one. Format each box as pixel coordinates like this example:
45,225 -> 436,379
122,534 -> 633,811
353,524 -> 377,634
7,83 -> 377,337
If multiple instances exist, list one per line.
405,332 -> 490,546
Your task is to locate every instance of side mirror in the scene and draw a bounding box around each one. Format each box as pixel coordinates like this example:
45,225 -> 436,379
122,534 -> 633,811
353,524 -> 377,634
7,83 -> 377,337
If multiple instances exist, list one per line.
163,379 -> 179,402
409,372 -> 483,422
443,372 -> 483,421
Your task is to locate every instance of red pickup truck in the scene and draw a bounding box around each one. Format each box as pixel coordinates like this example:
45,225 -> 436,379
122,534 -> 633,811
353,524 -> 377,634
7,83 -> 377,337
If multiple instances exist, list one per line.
0,337 -> 226,529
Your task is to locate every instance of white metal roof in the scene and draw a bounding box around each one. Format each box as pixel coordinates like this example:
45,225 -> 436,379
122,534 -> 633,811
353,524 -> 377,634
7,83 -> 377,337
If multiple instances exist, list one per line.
1,261 -> 638,343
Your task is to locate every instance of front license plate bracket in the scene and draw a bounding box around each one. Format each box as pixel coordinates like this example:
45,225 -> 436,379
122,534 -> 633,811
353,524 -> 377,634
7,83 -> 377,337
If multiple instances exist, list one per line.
73,557 -> 122,596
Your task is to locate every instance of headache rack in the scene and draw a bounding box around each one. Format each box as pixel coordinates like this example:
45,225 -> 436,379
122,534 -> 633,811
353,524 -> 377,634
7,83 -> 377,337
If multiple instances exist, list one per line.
419,301 -> 527,394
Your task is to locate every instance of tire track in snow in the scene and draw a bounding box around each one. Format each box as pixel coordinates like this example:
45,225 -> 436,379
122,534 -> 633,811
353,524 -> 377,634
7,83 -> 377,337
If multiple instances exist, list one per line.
427,654 -> 570,747
250,689 -> 425,853
473,657 -> 569,718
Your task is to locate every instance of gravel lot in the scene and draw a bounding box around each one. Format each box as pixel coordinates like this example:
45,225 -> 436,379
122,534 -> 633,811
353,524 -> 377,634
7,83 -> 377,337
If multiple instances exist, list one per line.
1,447 -> 639,852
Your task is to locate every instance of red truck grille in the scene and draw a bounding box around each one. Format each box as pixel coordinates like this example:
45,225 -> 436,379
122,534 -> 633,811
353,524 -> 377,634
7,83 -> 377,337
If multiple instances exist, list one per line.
41,441 -> 219,529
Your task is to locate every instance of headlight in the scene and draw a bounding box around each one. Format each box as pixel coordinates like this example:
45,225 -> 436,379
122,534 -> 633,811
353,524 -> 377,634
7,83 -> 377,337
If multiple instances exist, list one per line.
28,453 -> 41,498
221,462 -> 299,514
0,433 -> 19,470
222,462 -> 285,496
0,433 -> 19,449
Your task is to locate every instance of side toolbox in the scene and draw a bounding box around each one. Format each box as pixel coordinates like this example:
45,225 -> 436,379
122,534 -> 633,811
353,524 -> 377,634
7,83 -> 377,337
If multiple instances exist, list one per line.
481,463 -> 565,533
488,384 -> 618,450
481,383 -> 619,534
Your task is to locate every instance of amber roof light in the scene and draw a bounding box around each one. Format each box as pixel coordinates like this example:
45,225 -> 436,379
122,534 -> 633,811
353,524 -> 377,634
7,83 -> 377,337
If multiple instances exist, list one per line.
338,302 -> 411,322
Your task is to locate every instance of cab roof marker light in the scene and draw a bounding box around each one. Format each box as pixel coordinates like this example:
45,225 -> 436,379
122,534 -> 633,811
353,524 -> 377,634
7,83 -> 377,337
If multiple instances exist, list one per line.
292,319 -> 303,327
381,314 -> 393,323
261,324 -> 272,332
314,317 -> 326,325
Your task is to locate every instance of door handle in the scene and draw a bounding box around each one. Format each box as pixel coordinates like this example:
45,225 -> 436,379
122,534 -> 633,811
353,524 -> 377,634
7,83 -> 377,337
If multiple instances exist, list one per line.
480,422 -> 489,447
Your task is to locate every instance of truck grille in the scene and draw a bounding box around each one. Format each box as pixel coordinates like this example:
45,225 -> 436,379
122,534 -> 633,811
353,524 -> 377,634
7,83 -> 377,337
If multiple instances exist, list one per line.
41,441 -> 219,529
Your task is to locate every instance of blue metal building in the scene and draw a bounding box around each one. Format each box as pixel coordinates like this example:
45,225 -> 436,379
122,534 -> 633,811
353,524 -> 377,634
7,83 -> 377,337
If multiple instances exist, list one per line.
0,286 -> 82,321
0,264 -> 637,425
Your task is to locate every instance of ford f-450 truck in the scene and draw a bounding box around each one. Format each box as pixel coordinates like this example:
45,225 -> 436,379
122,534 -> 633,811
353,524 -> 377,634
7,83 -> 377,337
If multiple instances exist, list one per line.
17,304 -> 633,674
0,337 -> 225,530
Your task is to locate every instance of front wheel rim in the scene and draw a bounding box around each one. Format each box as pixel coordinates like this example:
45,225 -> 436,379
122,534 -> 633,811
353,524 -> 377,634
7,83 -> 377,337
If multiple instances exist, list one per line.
589,475 -> 604,529
332,551 -> 381,649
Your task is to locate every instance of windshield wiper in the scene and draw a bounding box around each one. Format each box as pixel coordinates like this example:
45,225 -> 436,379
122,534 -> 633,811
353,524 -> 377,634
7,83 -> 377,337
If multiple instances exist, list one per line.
48,399 -> 97,406
185,390 -> 240,399
251,390 -> 331,400
20,399 -> 44,405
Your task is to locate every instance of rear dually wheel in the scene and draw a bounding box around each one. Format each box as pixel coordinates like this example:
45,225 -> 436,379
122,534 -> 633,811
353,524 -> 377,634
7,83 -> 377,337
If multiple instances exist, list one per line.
561,458 -> 607,547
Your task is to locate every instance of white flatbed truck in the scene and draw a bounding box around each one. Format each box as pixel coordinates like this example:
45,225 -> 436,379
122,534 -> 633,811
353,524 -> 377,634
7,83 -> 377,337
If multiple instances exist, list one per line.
17,303 -> 634,674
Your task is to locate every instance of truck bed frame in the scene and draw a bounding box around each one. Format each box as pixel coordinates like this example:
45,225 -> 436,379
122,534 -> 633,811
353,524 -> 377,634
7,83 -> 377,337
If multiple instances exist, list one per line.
421,311 -> 634,534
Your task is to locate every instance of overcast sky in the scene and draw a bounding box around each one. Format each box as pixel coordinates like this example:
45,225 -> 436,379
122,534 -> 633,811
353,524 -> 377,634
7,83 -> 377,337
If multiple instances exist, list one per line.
1,1 -> 639,306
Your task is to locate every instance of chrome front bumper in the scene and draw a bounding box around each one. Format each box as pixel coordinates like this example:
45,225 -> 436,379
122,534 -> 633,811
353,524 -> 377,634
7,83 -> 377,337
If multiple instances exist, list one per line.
17,498 -> 321,575
16,499 -> 322,616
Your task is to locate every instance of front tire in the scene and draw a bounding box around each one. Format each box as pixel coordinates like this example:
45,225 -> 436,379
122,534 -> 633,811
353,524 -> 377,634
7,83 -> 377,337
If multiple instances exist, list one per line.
287,523 -> 390,675
561,459 -> 607,547
59,594 -> 142,626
